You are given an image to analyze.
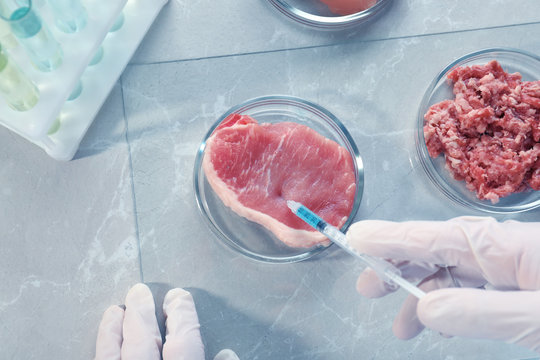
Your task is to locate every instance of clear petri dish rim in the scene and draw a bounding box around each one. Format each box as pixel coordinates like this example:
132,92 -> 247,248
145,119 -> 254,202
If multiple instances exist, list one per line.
193,95 -> 364,263
415,47 -> 540,214
267,0 -> 392,30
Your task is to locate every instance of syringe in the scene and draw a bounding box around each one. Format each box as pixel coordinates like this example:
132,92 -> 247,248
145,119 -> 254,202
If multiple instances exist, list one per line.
287,200 -> 426,299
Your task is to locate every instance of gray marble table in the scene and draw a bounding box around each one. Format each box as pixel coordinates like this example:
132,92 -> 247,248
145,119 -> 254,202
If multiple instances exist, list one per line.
2,1 -> 540,359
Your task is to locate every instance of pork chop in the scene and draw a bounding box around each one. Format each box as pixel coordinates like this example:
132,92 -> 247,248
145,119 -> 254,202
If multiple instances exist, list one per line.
202,113 -> 356,248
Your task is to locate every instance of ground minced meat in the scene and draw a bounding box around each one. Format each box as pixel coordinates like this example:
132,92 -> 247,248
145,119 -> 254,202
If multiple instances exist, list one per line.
424,60 -> 540,203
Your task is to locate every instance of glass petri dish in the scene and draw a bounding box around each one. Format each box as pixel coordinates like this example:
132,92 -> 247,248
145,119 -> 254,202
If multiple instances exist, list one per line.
267,0 -> 392,30
415,48 -> 540,213
194,95 -> 364,263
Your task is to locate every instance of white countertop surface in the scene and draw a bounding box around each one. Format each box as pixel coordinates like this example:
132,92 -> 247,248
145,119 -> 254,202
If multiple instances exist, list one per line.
2,1 -> 540,358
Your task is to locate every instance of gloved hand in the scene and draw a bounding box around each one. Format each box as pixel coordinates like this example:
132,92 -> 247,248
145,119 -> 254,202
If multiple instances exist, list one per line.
94,283 -> 239,360
346,216 -> 540,353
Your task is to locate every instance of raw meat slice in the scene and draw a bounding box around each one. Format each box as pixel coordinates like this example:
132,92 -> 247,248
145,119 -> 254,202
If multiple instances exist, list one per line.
203,114 -> 356,248
319,0 -> 376,15
424,60 -> 540,203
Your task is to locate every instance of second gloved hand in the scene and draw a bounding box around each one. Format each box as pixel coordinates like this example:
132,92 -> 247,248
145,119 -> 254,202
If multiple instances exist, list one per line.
346,216 -> 540,353
94,283 -> 239,360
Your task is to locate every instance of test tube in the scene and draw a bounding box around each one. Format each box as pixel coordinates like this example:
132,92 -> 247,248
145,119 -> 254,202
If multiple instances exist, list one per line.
0,17 -> 17,49
47,0 -> 87,33
0,42 -> 39,111
0,0 -> 62,72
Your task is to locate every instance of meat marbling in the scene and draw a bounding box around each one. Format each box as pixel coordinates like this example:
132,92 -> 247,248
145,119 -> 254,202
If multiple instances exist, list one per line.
202,113 -> 356,248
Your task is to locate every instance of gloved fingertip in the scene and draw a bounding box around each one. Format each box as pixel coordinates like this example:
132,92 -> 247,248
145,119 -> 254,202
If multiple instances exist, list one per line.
392,319 -> 425,340
124,283 -> 157,314
416,288 -> 454,327
95,305 -> 124,360
356,269 -> 395,298
163,288 -> 193,315
121,283 -> 162,358
214,349 -> 240,360
164,288 -> 191,303
100,305 -> 125,328
346,221 -> 384,252
125,283 -> 152,302
392,294 -> 424,340
161,287 -> 205,360
106,304 -> 125,314
346,221 -> 368,247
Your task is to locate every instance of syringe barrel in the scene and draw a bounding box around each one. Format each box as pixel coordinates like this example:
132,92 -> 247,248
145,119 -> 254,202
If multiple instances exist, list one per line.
358,253 -> 401,289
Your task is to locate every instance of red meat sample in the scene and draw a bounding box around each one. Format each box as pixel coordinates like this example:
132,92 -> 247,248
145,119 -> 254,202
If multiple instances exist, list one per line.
319,0 -> 376,15
203,114 -> 356,248
424,60 -> 540,203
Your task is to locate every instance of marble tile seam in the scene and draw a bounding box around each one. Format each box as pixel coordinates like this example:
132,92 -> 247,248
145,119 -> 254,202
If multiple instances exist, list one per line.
128,20 -> 540,67
119,75 -> 145,284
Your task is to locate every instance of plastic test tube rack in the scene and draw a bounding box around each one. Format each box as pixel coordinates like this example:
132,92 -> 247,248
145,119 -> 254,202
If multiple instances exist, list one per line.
0,0 -> 169,161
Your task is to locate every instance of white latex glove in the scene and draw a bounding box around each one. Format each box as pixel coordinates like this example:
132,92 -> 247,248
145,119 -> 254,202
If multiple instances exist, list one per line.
94,283 -> 239,360
346,216 -> 540,353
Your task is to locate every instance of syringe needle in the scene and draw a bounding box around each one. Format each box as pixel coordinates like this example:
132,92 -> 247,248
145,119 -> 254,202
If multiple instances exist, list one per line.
287,200 -> 426,299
